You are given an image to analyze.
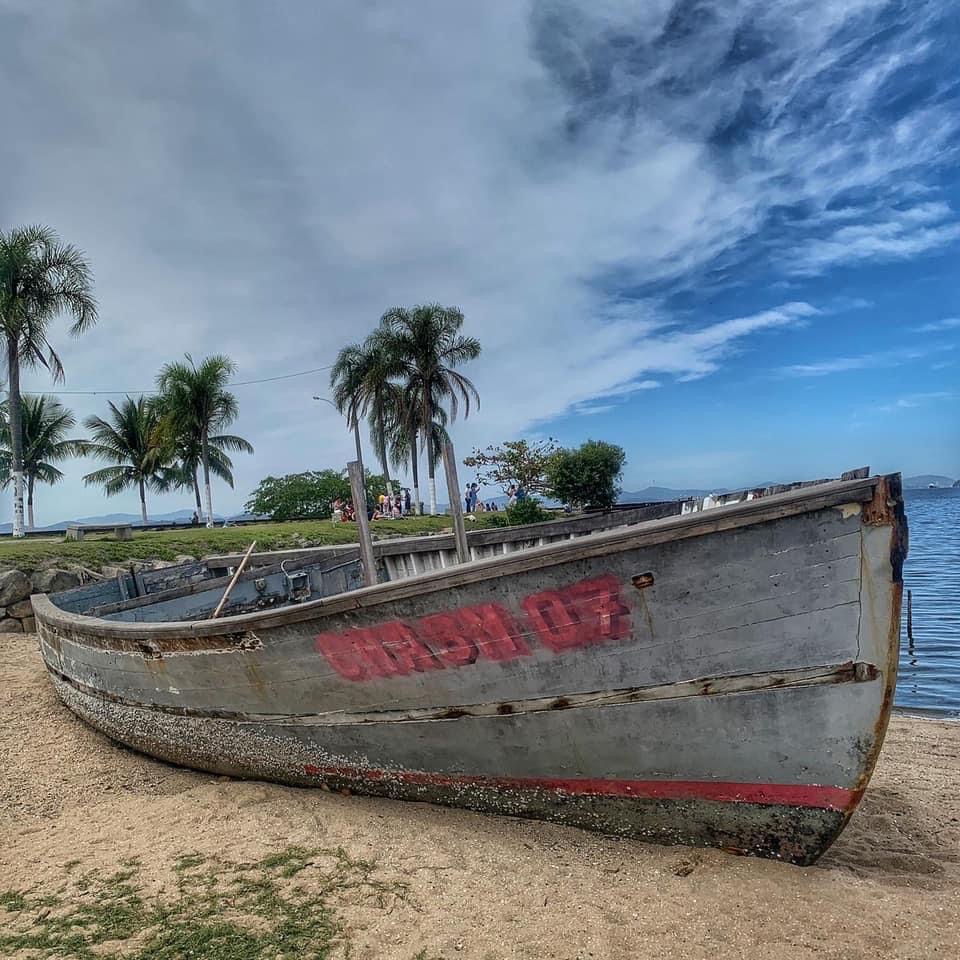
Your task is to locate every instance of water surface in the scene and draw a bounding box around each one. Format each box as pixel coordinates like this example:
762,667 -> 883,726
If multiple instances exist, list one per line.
897,488 -> 960,718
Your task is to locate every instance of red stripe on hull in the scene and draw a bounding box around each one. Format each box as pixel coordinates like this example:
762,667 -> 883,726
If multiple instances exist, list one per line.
303,764 -> 859,811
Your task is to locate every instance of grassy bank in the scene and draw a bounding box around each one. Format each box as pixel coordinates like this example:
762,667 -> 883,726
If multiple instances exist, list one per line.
0,516 -> 488,572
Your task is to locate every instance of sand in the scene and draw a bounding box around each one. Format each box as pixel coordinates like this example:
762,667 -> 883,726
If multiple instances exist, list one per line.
1,632 -> 958,960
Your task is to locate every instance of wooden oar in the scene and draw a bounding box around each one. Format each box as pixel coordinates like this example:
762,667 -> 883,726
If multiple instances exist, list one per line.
210,541 -> 256,619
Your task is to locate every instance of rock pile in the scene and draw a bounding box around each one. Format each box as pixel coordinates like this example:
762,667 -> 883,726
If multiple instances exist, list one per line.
0,567 -> 84,633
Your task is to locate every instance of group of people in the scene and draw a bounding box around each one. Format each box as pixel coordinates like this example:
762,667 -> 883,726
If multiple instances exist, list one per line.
331,497 -> 357,522
331,481 -> 529,523
505,483 -> 526,506
332,488 -> 414,523
372,488 -> 412,520
463,482 -> 503,514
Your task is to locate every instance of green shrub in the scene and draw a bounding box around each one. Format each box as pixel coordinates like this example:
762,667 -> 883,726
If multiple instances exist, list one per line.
505,497 -> 550,525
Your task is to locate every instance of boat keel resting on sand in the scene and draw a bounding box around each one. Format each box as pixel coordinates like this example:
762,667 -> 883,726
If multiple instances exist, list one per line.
33,470 -> 907,865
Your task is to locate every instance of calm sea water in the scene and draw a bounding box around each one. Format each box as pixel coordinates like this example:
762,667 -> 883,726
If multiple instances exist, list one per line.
897,488 -> 960,718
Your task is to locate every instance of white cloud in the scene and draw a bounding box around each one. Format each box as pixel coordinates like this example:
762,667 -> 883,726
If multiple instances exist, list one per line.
778,346 -> 930,378
914,317 -> 960,333
788,205 -> 960,275
876,391 -> 956,413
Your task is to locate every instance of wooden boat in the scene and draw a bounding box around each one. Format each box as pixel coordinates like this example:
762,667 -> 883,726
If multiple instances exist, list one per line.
32,470 -> 907,865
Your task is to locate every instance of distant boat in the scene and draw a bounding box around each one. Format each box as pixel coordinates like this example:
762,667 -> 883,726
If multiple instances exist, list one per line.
33,470 -> 907,866
929,483 -> 937,489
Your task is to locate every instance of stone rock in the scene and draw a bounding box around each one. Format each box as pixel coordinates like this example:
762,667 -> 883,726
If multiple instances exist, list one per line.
8,599 -> 34,619
0,617 -> 23,634
0,569 -> 32,607
31,568 -> 82,595
20,616 -> 36,634
99,565 -> 126,579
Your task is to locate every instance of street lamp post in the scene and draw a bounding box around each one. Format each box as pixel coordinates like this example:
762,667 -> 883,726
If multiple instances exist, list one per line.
313,396 -> 364,473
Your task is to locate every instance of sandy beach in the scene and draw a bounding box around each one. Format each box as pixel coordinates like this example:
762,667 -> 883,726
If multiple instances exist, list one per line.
1,632 -> 958,960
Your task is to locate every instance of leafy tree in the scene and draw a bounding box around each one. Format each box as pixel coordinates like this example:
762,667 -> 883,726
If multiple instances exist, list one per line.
245,469 -> 388,521
376,304 -> 481,515
82,396 -> 169,524
546,440 -> 626,510
245,470 -> 350,521
463,438 -> 560,495
155,354 -> 250,527
0,394 -> 88,529
0,225 -> 97,536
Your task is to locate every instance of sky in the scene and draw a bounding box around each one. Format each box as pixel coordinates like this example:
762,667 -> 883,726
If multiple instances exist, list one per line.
1,0 -> 959,524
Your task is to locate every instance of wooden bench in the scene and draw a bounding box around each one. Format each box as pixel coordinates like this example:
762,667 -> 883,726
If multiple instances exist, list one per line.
65,523 -> 134,542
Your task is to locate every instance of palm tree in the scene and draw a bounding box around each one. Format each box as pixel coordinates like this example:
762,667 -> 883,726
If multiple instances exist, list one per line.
358,332 -> 401,498
0,394 -> 87,530
328,343 -> 369,471
377,304 -> 480,514
82,396 -> 168,524
0,225 -> 97,536
155,354 -> 249,527
163,431 -> 253,514
332,331 -> 410,499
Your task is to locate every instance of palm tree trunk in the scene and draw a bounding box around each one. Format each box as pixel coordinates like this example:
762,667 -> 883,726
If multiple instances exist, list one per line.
27,476 -> 35,531
427,451 -> 437,516
139,477 -> 148,525
350,410 -> 364,474
376,413 -> 393,498
202,429 -> 214,527
192,468 -> 202,512
422,395 -> 437,516
7,342 -> 25,538
409,425 -> 421,515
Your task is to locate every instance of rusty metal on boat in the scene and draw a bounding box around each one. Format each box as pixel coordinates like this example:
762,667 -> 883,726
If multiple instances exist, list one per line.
32,470 -> 907,865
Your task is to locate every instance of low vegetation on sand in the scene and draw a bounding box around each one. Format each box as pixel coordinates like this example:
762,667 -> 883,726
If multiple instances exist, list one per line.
0,846 -> 412,960
0,515 -> 491,573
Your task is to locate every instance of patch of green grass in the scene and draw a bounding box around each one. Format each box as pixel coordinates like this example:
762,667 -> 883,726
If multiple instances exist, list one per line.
0,847 -> 408,960
0,515 -> 509,573
0,890 -> 27,912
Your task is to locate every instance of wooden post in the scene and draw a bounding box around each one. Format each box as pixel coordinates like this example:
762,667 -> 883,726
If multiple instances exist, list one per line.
348,460 -> 377,587
211,541 -> 256,619
442,439 -> 470,565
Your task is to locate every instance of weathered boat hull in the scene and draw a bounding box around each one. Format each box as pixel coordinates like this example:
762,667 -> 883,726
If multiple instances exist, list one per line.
34,474 -> 906,865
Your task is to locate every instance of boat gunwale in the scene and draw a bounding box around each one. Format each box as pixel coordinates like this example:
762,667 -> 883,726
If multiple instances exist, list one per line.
32,474 -> 886,642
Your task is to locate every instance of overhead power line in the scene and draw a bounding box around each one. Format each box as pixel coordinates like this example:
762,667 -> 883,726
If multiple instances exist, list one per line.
43,364 -> 334,396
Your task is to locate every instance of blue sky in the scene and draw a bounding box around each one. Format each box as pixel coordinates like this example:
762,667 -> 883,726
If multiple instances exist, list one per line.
1,0 -> 959,522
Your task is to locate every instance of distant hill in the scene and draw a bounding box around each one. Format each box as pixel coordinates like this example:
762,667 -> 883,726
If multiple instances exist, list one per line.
903,475 -> 956,489
0,508 -> 235,535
